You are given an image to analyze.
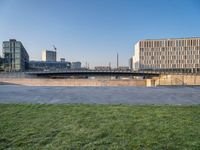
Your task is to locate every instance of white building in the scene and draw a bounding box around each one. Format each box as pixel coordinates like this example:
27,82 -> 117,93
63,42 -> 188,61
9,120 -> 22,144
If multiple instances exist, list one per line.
42,50 -> 56,62
132,37 -> 200,72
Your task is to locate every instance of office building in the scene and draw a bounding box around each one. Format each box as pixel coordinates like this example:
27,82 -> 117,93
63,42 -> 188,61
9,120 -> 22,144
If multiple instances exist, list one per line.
0,57 -> 4,71
2,39 -> 29,71
129,57 -> 133,70
132,37 -> 200,72
42,50 -> 56,62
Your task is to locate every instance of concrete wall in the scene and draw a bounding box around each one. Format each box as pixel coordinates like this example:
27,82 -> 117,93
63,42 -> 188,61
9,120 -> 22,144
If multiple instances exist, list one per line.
0,78 -> 146,87
154,74 -> 200,86
1,74 -> 200,87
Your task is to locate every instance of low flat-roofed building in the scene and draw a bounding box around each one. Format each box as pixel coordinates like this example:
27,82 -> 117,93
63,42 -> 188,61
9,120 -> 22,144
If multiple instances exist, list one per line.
94,66 -> 111,71
71,62 -> 81,69
29,61 -> 71,71
115,66 -> 130,71
132,37 -> 200,72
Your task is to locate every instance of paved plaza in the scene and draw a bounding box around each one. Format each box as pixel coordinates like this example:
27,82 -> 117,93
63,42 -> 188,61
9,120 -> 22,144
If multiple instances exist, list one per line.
0,85 -> 200,104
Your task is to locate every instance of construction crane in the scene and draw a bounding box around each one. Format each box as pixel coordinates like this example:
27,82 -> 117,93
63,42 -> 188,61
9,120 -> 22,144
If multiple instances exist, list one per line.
53,45 -> 57,51
52,45 -> 57,62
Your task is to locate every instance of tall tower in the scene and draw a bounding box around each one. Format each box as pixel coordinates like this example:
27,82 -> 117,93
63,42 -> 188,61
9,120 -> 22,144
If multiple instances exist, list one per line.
117,53 -> 119,68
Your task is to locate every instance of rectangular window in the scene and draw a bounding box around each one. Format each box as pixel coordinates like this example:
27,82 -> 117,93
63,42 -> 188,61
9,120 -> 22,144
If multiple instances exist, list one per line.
3,42 -> 10,48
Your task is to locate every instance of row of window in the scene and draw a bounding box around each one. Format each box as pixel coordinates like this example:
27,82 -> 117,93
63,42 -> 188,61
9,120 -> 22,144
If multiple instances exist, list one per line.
141,51 -> 200,56
140,46 -> 200,52
3,42 -> 21,48
140,63 -> 200,69
141,59 -> 200,64
139,39 -> 200,48
140,55 -> 200,60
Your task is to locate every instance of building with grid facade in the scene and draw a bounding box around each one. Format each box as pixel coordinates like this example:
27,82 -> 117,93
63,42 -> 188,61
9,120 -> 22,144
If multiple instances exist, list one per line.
42,50 -> 57,62
132,37 -> 200,72
2,39 -> 29,72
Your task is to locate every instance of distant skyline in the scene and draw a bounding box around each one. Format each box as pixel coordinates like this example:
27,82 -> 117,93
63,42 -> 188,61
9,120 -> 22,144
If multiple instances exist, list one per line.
0,0 -> 200,68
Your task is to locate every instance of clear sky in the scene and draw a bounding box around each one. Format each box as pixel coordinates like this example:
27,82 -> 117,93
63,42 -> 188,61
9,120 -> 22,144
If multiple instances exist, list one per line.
0,0 -> 200,68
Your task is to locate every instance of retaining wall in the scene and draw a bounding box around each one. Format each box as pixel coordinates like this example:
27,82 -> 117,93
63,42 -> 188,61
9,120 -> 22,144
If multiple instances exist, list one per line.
0,78 -> 146,87
154,74 -> 200,86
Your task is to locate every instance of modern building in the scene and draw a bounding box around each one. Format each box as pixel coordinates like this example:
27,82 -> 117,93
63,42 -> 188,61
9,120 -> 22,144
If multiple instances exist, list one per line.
129,57 -> 133,70
71,62 -> 81,69
0,56 -> 4,71
29,61 -> 71,71
132,37 -> 200,72
2,39 -> 29,72
42,50 -> 56,62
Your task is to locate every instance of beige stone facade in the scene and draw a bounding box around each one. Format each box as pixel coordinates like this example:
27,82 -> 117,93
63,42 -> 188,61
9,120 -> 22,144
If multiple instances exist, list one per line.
0,78 -> 146,87
132,38 -> 200,72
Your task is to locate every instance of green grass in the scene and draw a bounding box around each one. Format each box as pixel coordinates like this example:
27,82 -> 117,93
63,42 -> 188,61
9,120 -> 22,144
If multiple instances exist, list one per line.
0,104 -> 200,149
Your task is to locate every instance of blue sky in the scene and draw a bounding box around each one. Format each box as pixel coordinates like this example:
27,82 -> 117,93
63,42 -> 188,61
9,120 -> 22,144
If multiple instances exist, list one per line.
0,0 -> 200,68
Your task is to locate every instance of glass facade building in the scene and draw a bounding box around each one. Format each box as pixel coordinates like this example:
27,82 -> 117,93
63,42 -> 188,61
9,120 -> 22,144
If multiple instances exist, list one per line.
2,39 -> 29,72
29,61 -> 71,71
71,62 -> 81,69
0,57 -> 4,71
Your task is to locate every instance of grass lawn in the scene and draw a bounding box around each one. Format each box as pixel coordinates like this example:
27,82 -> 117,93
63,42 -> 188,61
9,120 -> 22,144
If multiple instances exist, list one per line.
0,104 -> 200,149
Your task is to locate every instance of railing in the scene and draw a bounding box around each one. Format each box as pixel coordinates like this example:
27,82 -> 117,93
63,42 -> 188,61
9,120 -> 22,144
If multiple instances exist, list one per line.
25,69 -> 160,75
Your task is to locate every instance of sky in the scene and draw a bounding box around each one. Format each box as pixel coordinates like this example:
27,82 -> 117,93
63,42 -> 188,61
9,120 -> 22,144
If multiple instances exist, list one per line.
0,0 -> 200,68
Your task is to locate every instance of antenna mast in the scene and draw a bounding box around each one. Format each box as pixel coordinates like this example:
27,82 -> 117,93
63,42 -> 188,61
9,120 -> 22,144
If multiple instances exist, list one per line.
117,53 -> 119,68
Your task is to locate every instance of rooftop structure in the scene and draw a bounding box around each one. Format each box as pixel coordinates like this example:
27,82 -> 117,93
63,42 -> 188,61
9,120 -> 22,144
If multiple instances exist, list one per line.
60,58 -> 65,62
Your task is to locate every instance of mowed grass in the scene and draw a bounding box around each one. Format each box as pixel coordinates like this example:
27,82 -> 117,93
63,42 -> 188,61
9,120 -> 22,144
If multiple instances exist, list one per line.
0,104 -> 200,150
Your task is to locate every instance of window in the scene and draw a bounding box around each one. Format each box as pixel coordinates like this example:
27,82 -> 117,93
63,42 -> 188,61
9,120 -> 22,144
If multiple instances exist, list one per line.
3,42 -> 9,48
15,43 -> 21,48
15,48 -> 21,53
15,53 -> 21,58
